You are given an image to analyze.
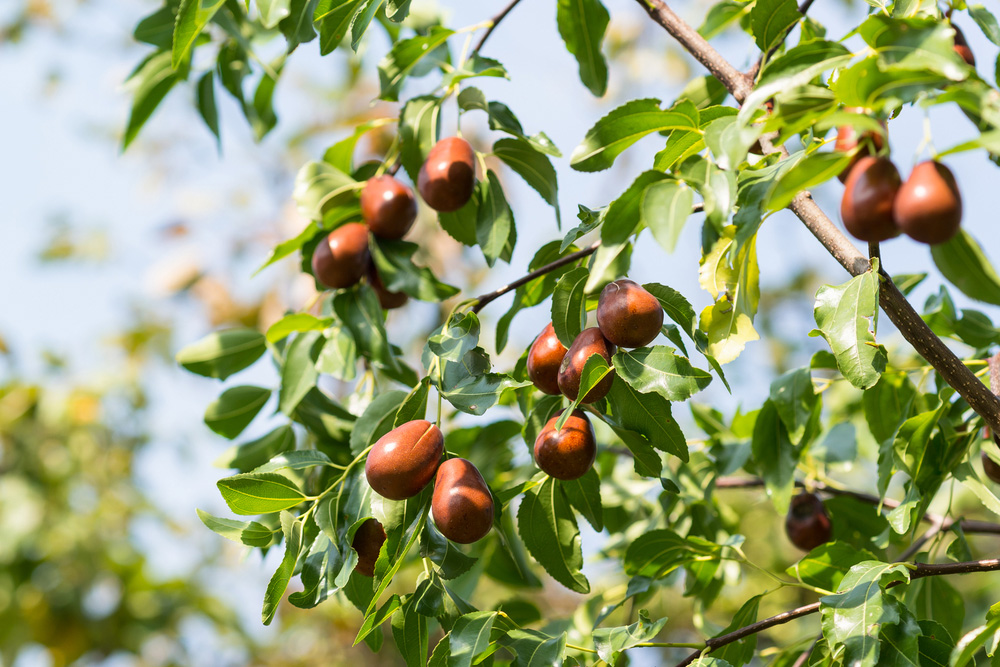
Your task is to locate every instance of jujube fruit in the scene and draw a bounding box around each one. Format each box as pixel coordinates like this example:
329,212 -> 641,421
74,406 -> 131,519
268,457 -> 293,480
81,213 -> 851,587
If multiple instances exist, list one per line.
840,156 -> 901,243
367,262 -> 408,310
596,279 -> 664,348
365,420 -> 444,500
983,450 -> 1000,484
557,327 -> 616,403
431,458 -> 494,544
418,137 -> 476,212
351,518 -> 386,577
954,25 -> 975,67
835,110 -> 887,183
360,175 -> 417,240
894,161 -> 962,245
534,409 -> 597,480
311,222 -> 370,289
784,492 -> 832,552
527,323 -> 568,395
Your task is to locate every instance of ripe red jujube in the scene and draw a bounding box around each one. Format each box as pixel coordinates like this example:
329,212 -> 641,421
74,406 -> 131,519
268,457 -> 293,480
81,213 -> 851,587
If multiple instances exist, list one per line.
784,492 -> 832,552
418,137 -> 476,212
954,25 -> 975,67
311,222 -> 370,289
894,161 -> 962,245
596,279 -> 664,348
527,323 -> 568,395
365,420 -> 444,500
983,450 -> 1000,484
835,110 -> 887,183
840,156 -> 901,243
534,409 -> 597,480
557,328 -> 616,403
367,262 -> 408,310
431,458 -> 494,544
360,175 -> 417,240
352,518 -> 386,577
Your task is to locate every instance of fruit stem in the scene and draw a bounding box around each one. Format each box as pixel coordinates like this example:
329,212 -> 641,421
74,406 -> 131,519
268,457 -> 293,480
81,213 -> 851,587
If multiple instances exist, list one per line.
565,643 -> 598,655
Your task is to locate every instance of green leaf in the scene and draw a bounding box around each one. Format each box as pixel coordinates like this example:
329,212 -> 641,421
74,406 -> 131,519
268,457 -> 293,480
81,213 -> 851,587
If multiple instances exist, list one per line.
605,379 -> 688,461
551,267 -> 589,348
293,161 -> 359,221
556,0 -> 609,97
197,508 -> 275,547
819,560 -> 911,666
810,265 -> 888,390
950,605 -> 1000,667
217,472 -> 307,515
262,511 -> 302,624
477,170 -> 516,267
624,529 -> 723,579
176,328 -> 266,379
252,450 -> 333,474
278,331 -> 323,416
355,593 -> 401,646
459,89 -> 561,157
768,367 -> 818,445
349,0 -> 384,51
613,346 -> 712,402
600,171 -> 668,245
449,611 -> 497,667
215,424 -> 297,472
278,0 -> 319,53
316,326 -> 357,381
135,6 -> 178,48
502,629 -> 567,667
905,575 -> 965,642
749,0 -> 800,51
863,373 -> 917,445
442,54 -> 507,87
712,596 -> 760,666
766,151 -> 853,211
349,390 -> 407,454
493,137 -> 560,224
172,0 -> 226,68
570,98 -> 699,172
698,227 -> 760,364
395,379 -> 430,427
392,595 -> 429,667
517,478 -> 589,593
267,313 -> 332,343
333,285 -> 398,371
558,468 -> 603,531
931,230 -> 1000,306
421,522 -> 476,580
645,283 -> 697,337
314,0 -> 366,55
123,50 -> 183,150
751,400 -> 799,513
971,5 -> 1000,45
370,238 -> 460,301
204,385 -> 271,439
196,70 -> 220,143
641,180 -> 695,253
377,26 -> 454,101
593,609 -> 668,664
787,541 -> 876,593
256,0 -> 291,27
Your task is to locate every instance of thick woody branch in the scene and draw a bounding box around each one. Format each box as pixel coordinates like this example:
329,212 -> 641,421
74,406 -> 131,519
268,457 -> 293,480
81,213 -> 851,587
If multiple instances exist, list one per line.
675,557 -> 1000,666
634,0 -> 1000,434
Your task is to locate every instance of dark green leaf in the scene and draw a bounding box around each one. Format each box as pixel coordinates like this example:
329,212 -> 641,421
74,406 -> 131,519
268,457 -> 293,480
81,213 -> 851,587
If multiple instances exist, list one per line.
377,27 -> 454,101
551,267 -> 589,348
123,50 -> 183,150
333,285 -> 398,370
204,385 -> 271,439
214,424 -> 297,472
349,390 -> 408,454
558,468 -> 603,531
370,238 -> 460,301
749,0 -> 800,52
624,529 -> 723,579
278,331 -> 323,416
197,508 -> 275,547
517,478 -> 589,593
176,328 -> 266,379
593,609 -> 667,664
493,137 -> 559,224
613,346 -> 712,402
605,379 -> 688,461
262,511 -> 302,624
477,170 -> 515,267
931,229 -> 1000,306
556,0 -> 609,96
218,472 -> 307,515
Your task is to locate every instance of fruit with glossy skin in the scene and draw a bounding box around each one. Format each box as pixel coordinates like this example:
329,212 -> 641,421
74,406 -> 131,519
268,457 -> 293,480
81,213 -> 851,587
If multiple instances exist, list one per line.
527,323 -> 568,395
431,458 -> 494,544
954,25 -> 975,67
983,450 -> 1000,484
311,222 -> 370,289
596,279 -> 664,348
835,110 -> 887,183
557,328 -> 616,403
367,262 -> 408,310
894,161 -> 962,245
840,156 -> 902,243
418,137 -> 476,212
351,518 -> 386,577
784,492 -> 832,552
365,420 -> 444,500
360,175 -> 418,240
534,409 -> 597,480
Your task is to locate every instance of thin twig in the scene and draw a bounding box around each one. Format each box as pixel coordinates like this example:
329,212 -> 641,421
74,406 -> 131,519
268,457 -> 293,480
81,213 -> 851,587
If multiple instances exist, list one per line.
675,557 -> 1000,666
473,0 -> 525,54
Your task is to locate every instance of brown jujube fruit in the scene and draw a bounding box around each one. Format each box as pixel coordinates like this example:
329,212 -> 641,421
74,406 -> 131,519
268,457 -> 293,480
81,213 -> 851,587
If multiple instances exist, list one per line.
954,25 -> 975,67
418,137 -> 476,212
367,262 -> 408,310
835,110 -> 887,183
527,323 -> 568,395
557,328 -> 616,403
360,175 -> 417,240
784,492 -> 832,552
894,161 -> 962,245
596,279 -> 664,348
311,222 -> 370,289
351,518 -> 386,577
365,420 -> 444,500
983,451 -> 1000,484
431,458 -> 494,544
534,409 -> 597,480
840,156 -> 901,243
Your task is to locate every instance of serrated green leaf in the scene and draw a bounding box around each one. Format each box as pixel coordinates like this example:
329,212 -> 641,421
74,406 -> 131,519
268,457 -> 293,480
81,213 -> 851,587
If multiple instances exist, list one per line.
749,0 -> 800,52
177,328 -> 266,379
593,609 -> 667,664
556,0 -> 609,96
641,180 -> 694,253
218,472 -> 307,515
493,137 -> 559,225
613,346 -> 711,402
262,511 -> 302,624
197,508 -> 276,547
551,267 -> 589,348
204,385 -> 271,439
517,478 -> 589,593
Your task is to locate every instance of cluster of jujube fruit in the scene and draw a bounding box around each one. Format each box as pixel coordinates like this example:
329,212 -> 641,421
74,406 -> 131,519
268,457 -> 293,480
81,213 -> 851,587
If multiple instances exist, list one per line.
837,115 -> 963,246
311,136 -> 477,308
526,280 -> 664,480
